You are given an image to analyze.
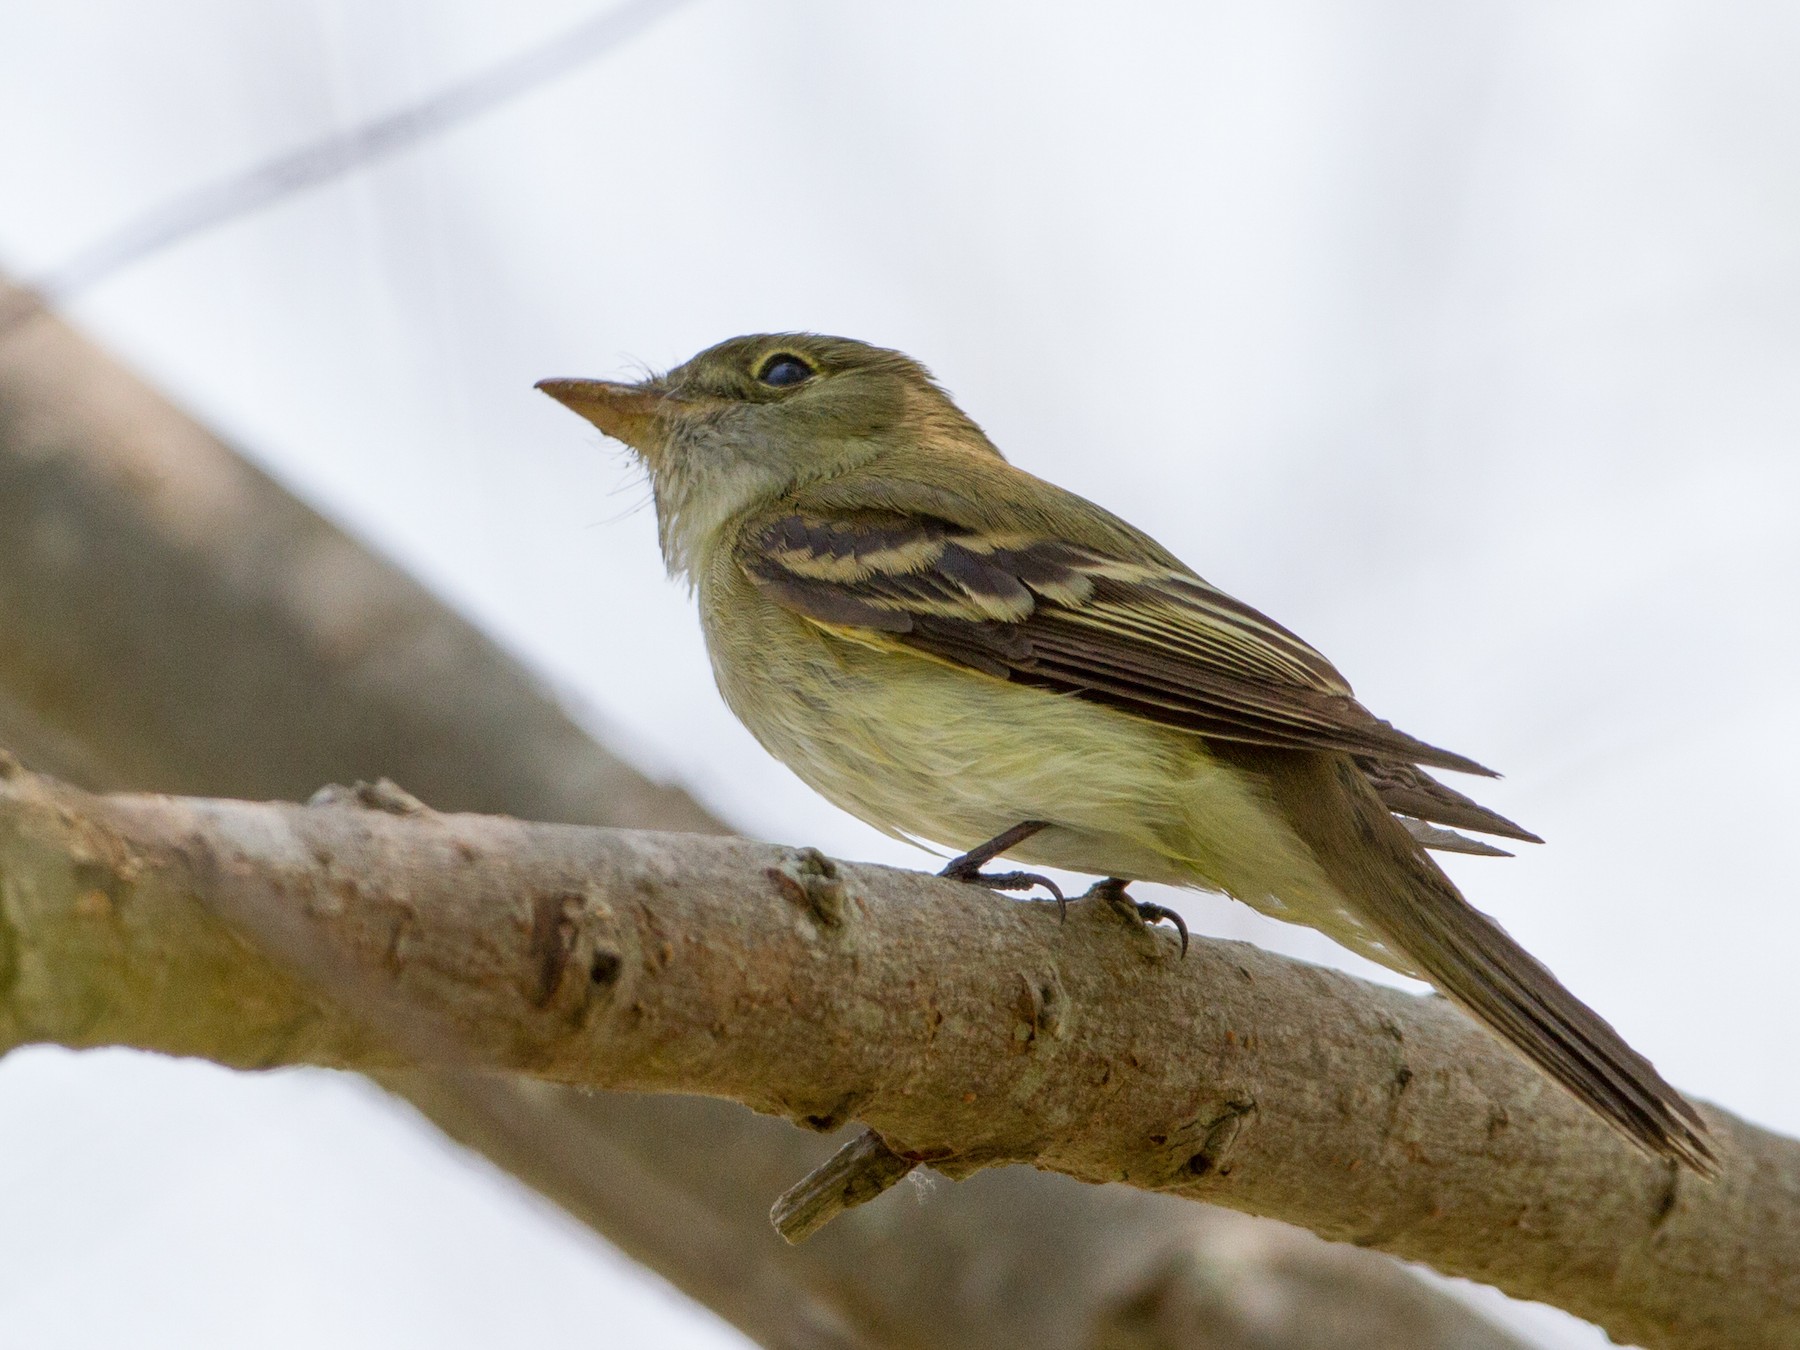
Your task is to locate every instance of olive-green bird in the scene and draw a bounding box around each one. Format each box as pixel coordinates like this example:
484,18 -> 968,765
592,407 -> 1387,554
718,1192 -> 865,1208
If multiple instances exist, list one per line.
539,333 -> 1713,1174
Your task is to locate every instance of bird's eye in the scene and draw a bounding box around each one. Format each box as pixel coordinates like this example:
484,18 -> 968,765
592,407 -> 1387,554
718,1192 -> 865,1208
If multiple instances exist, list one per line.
756,354 -> 813,388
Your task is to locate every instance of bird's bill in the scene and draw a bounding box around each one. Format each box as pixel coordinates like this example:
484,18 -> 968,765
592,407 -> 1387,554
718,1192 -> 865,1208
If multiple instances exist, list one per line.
535,378 -> 668,453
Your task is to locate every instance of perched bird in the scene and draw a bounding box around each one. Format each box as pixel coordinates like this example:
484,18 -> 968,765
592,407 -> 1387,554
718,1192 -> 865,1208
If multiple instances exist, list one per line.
539,334 -> 1714,1174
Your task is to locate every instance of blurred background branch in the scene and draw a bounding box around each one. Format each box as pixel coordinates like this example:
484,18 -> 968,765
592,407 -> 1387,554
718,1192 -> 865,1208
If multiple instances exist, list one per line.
0,279 -> 1530,1349
0,0 -> 697,333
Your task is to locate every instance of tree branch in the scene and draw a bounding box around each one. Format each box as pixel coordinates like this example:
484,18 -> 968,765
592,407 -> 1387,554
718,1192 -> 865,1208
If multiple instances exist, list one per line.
770,1129 -> 919,1244
0,0 -> 698,331
2,763 -> 1792,1350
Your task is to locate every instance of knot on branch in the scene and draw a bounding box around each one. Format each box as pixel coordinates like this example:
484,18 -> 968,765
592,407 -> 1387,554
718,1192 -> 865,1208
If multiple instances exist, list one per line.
307,778 -> 429,816
1011,967 -> 1069,1051
527,888 -> 628,1022
1186,1098 -> 1257,1179
766,847 -> 849,928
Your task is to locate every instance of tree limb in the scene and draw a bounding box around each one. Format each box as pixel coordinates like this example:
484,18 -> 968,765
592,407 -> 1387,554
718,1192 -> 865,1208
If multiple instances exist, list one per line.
1,763 -> 1792,1350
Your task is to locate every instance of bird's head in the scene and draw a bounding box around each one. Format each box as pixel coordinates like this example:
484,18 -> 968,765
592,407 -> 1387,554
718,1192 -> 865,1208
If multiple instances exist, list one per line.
538,333 -> 996,575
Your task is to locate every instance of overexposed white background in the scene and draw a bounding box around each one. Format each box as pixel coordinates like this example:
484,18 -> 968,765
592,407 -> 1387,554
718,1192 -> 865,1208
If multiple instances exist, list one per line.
2,3 -> 1795,1346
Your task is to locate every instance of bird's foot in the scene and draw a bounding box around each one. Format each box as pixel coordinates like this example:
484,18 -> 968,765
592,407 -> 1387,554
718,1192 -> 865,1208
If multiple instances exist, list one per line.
939,821 -> 1065,917
1091,878 -> 1189,957
951,868 -> 1067,919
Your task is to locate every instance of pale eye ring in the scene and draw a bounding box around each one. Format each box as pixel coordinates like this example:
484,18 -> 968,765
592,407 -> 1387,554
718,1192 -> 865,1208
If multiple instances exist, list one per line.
757,354 -> 813,387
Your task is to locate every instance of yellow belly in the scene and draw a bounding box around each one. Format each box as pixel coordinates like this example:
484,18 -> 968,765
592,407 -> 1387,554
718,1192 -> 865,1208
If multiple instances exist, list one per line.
698,568 -> 1376,954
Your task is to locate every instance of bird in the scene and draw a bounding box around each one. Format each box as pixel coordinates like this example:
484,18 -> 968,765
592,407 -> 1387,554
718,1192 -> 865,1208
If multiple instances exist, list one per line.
538,333 -> 1715,1174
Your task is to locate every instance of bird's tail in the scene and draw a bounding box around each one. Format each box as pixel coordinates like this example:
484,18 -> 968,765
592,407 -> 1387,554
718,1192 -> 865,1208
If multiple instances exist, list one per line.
1271,752 -> 1716,1175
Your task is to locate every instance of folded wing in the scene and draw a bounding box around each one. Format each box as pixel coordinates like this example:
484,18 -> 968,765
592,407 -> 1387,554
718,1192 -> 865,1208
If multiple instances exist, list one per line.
743,511 -> 1529,841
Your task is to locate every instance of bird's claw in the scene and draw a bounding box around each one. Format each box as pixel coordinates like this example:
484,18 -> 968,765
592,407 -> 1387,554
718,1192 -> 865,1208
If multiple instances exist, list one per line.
1092,879 -> 1189,957
1131,900 -> 1189,957
937,822 -> 1065,917
939,862 -> 1066,918
982,869 -> 1067,917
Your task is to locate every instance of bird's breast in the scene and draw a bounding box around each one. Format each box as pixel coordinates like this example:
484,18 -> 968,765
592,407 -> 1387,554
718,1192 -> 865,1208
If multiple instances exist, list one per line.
694,558 -> 1333,906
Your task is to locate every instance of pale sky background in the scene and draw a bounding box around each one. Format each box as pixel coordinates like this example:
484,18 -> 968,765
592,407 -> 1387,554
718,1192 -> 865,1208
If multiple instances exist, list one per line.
1,2 -> 1796,1347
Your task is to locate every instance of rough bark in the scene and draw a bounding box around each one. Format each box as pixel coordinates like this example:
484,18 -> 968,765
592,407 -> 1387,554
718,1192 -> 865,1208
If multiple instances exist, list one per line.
0,277 -> 1529,1349
1,764 -> 1792,1350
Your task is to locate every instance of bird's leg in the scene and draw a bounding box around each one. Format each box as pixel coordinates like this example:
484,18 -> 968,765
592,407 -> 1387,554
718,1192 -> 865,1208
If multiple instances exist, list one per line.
939,821 -> 1065,915
1091,878 -> 1189,957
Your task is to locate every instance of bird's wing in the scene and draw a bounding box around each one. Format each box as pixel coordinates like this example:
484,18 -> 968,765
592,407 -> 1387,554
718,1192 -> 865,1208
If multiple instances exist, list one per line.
1357,758 -> 1541,843
739,508 -> 1498,777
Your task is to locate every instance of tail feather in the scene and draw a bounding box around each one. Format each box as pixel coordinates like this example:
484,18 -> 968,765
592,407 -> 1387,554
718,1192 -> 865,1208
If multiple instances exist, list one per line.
1273,753 -> 1716,1175
1398,817 -> 1515,857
